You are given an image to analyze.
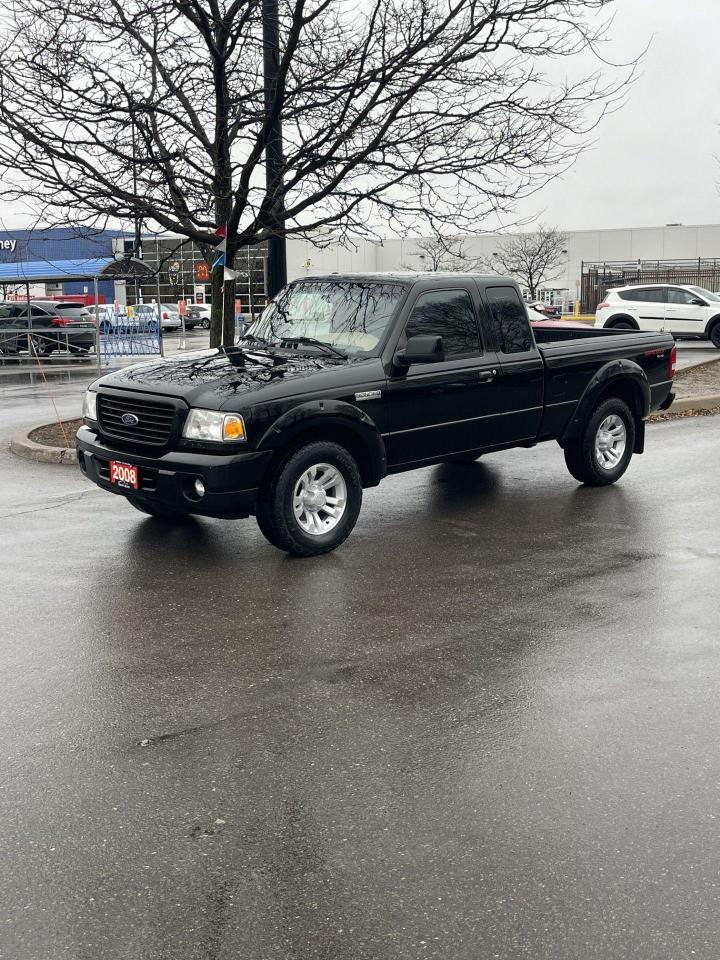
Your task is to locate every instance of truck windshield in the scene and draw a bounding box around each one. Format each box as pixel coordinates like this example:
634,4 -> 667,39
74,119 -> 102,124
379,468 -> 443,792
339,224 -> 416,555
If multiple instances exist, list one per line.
247,280 -> 408,356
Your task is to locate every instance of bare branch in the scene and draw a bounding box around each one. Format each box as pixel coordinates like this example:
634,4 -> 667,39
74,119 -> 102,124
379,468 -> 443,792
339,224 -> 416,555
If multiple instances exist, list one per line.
0,0 -> 637,343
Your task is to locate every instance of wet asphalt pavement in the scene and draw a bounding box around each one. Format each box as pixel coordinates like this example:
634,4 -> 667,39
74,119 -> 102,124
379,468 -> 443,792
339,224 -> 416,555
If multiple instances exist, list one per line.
1,375 -> 720,960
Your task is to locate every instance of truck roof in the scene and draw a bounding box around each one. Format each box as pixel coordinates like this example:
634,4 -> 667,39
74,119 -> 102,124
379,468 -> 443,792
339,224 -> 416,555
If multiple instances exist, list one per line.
300,272 -> 514,284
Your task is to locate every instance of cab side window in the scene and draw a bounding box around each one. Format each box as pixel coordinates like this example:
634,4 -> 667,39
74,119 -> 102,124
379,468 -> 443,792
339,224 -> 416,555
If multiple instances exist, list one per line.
404,289 -> 480,358
485,285 -> 533,354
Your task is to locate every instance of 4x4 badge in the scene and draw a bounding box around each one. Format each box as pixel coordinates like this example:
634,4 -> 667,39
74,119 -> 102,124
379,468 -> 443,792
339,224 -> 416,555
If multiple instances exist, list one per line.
355,390 -> 381,401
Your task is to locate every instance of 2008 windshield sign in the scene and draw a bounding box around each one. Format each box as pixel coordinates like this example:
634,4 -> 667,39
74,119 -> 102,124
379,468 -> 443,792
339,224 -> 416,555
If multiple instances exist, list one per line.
0,240 -> 17,252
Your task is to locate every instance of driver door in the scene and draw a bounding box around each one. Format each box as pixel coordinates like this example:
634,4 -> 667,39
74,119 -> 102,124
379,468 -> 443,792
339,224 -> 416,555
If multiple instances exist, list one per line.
385,284 -> 502,467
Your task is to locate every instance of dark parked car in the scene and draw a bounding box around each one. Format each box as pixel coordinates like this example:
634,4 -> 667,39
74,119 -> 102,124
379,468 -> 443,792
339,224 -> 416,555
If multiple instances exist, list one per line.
187,304 -> 211,329
0,301 -> 95,357
77,274 -> 675,556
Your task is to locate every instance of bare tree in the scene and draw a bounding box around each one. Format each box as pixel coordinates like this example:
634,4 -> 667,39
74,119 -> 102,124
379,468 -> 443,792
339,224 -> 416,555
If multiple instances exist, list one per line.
0,0 -> 631,345
489,225 -> 569,299
403,236 -> 481,272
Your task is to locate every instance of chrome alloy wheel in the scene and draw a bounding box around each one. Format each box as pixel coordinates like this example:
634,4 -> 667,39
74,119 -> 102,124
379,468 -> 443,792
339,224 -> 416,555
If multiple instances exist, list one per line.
594,414 -> 627,470
293,462 -> 347,535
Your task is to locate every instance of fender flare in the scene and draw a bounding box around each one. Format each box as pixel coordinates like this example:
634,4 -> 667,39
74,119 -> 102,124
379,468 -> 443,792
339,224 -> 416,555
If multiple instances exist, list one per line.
256,399 -> 387,486
560,359 -> 650,449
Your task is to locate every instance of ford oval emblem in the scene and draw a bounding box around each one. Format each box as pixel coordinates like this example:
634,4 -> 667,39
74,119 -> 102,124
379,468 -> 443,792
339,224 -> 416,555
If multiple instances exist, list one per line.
121,413 -> 139,426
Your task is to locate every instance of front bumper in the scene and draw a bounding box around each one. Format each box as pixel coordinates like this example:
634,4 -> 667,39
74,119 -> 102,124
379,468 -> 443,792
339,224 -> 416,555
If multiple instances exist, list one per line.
76,425 -> 273,518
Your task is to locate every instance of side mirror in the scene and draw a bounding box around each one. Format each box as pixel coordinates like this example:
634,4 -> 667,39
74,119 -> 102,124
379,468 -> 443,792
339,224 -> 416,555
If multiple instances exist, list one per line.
395,335 -> 445,367
691,298 -> 706,306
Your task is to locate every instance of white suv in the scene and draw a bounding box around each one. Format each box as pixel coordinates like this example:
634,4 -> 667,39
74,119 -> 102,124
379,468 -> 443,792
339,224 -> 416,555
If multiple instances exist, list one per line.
595,284 -> 720,348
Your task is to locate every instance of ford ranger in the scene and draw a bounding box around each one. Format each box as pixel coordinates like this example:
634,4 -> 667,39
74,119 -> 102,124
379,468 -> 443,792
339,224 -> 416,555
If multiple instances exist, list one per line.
77,274 -> 676,555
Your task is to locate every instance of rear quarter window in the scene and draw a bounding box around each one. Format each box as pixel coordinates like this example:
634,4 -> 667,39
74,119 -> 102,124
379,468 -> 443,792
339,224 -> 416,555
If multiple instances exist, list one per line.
619,288 -> 665,303
485,286 -> 533,354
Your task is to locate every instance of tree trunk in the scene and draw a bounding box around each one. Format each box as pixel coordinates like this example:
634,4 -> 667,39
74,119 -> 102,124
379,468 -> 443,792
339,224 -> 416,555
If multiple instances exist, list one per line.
223,251 -> 237,346
210,267 -> 224,348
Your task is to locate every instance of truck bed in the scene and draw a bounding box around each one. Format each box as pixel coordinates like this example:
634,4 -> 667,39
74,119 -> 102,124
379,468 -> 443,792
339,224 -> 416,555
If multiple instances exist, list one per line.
530,323 -> 675,441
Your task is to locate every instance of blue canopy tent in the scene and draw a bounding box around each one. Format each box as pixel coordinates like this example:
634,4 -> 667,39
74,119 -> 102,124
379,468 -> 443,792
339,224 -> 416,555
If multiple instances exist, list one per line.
0,256 -> 158,369
0,255 -> 153,286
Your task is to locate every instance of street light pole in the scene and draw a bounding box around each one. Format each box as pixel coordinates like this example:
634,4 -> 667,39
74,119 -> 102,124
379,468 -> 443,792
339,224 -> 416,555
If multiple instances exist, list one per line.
131,114 -> 143,307
262,0 -> 287,299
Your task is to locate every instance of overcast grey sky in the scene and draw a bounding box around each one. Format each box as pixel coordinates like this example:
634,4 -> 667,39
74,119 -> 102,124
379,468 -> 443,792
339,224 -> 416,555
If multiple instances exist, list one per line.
514,0 -> 720,231
1,0 -> 717,234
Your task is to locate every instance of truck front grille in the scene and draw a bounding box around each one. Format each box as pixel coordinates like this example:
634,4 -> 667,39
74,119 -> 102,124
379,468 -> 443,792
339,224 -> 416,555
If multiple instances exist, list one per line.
97,393 -> 176,447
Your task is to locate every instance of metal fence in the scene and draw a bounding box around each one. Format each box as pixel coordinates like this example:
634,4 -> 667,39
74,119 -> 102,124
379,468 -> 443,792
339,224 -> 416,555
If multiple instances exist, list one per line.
1,303 -> 162,371
97,304 -> 162,362
0,322 -> 100,371
581,258 -> 720,313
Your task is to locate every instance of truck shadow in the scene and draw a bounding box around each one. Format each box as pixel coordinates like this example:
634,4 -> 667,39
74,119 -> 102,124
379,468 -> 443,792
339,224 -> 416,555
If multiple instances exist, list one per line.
421,460 -> 503,514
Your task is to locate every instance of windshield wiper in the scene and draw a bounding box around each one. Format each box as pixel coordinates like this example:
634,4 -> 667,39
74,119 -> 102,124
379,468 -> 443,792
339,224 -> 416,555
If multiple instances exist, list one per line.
238,333 -> 272,348
279,336 -> 346,359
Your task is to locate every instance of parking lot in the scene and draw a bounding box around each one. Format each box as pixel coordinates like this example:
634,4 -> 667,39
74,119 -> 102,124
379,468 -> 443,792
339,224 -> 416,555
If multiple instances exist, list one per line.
2,371 -> 720,959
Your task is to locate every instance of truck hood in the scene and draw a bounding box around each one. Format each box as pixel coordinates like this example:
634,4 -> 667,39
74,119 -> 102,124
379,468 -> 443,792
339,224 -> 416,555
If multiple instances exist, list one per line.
96,347 -> 353,409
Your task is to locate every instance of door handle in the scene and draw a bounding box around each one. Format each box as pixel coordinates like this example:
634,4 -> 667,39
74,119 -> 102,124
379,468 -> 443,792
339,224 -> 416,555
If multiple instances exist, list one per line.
478,369 -> 497,383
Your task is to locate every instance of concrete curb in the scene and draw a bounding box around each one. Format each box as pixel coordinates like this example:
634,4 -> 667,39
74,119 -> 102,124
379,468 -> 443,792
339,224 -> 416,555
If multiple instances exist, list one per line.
10,423 -> 77,465
648,394 -> 720,418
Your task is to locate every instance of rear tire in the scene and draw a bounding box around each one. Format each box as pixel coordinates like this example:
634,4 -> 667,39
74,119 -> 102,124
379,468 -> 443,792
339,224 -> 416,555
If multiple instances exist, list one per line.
564,397 -> 635,486
255,441 -> 362,556
128,497 -> 190,521
609,319 -> 634,330
28,335 -> 53,358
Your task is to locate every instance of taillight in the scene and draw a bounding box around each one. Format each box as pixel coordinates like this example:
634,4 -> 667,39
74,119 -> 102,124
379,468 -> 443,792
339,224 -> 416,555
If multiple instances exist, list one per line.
162,311 -> 169,319
50,316 -> 72,326
669,344 -> 677,379
597,302 -> 609,310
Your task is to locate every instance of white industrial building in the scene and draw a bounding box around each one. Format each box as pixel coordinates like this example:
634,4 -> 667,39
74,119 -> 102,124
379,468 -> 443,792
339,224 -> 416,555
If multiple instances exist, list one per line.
287,222 -> 720,308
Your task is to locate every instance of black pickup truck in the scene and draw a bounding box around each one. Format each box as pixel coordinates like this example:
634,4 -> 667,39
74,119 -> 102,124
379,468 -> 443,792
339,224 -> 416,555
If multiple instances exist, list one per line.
77,274 -> 675,555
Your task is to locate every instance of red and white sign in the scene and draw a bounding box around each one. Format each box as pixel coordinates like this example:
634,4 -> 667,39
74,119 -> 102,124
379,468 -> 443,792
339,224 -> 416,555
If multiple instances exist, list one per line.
194,262 -> 210,282
110,461 -> 139,490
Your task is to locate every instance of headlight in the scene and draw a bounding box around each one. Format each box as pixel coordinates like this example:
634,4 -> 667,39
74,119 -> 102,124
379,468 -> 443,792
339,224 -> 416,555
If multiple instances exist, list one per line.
83,390 -> 98,421
183,409 -> 246,443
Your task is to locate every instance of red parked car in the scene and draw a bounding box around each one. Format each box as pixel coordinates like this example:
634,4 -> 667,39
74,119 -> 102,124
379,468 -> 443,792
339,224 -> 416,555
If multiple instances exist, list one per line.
528,301 -> 562,319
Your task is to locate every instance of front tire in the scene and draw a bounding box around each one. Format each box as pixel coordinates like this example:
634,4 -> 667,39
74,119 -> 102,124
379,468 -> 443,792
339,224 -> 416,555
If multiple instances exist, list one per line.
709,322 -> 720,349
255,441 -> 362,556
127,496 -> 190,521
564,397 -> 635,486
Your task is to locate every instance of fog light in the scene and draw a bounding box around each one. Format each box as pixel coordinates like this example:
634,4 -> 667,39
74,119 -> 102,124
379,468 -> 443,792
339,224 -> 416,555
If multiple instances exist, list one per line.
194,478 -> 205,498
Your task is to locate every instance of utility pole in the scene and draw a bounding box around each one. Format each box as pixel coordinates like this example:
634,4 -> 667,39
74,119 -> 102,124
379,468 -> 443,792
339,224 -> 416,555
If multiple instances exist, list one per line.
130,114 -> 143,307
262,0 -> 287,299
